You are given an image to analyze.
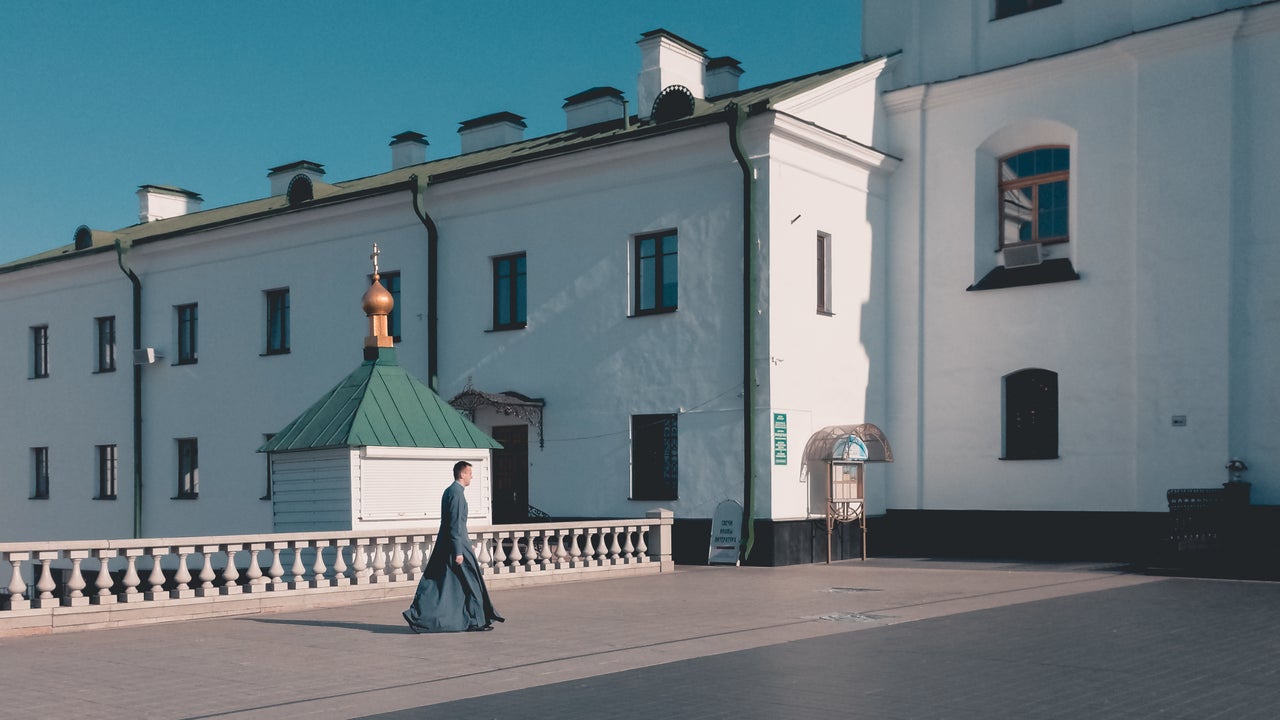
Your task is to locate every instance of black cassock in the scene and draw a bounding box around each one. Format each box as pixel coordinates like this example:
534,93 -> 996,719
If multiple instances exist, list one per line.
403,480 -> 503,632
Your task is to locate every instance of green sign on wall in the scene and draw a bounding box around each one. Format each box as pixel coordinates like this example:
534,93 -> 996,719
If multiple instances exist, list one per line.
773,412 -> 787,465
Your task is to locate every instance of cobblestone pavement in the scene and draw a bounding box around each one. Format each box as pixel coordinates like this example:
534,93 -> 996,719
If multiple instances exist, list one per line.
3,559 -> 1277,719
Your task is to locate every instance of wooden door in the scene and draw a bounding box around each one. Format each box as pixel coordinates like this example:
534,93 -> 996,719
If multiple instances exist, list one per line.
490,425 -> 529,523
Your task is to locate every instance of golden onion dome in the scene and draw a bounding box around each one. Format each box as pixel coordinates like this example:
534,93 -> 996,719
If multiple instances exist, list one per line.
362,276 -> 395,316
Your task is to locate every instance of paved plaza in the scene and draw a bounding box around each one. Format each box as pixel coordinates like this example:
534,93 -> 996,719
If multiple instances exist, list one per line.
3,558 -> 1278,719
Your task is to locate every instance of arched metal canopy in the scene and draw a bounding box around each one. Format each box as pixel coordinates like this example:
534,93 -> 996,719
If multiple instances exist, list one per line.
448,382 -> 546,448
802,424 -> 894,465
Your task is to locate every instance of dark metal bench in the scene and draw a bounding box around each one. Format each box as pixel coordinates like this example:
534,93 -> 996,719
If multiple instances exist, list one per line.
1167,488 -> 1229,551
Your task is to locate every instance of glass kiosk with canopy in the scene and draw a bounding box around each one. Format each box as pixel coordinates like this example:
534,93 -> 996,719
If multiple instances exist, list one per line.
802,424 -> 894,563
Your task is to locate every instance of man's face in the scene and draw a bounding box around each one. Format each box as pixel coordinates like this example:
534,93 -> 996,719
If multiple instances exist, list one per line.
458,465 -> 473,486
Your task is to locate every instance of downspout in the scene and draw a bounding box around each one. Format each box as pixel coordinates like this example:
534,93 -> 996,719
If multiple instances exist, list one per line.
408,174 -> 441,390
726,103 -> 757,561
114,239 -> 144,538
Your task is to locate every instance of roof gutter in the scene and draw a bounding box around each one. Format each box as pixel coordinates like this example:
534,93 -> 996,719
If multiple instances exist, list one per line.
726,102 -> 758,562
114,239 -> 144,538
407,174 -> 441,390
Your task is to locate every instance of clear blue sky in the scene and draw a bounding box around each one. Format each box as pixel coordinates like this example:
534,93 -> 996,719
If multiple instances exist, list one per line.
0,2 -> 862,264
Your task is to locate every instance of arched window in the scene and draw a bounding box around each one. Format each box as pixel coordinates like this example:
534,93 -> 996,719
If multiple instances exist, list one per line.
999,146 -> 1069,249
1002,368 -> 1058,460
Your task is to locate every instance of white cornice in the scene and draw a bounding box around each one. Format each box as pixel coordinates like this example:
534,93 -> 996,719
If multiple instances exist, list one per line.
883,3 -> 1273,113
775,55 -> 895,114
765,113 -> 901,174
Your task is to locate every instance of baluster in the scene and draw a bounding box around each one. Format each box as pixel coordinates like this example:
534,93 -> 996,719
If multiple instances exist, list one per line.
524,531 -> 537,571
538,531 -> 554,567
507,531 -> 523,570
245,549 -> 265,590
6,553 -> 31,610
493,533 -> 507,571
372,541 -> 388,582
64,553 -> 88,605
636,527 -> 649,562
267,546 -> 285,588
289,544 -> 307,587
478,534 -> 492,568
608,528 -> 622,561
567,530 -> 581,564
406,538 -> 424,580
351,542 -> 370,584
389,540 -> 406,582
221,548 -> 241,595
146,550 -> 166,598
196,548 -> 217,595
35,553 -> 57,602
310,542 -> 330,588
172,549 -> 193,597
94,550 -> 115,599
333,543 -> 352,586
622,527 -> 636,561
122,550 -> 142,598
594,529 -> 609,564
555,531 -> 569,563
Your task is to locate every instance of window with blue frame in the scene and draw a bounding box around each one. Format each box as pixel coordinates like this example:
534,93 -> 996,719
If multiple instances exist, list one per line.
492,253 -> 526,330
634,231 -> 677,315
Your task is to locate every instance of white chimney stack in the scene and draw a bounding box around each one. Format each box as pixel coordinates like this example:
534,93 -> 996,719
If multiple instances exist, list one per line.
636,29 -> 707,121
136,185 -> 203,223
458,112 -> 527,154
705,56 -> 744,97
267,160 -> 325,197
563,87 -> 626,130
390,131 -> 429,169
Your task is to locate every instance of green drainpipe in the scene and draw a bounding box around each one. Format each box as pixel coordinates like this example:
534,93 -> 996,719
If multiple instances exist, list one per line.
726,103 -> 757,562
115,239 -> 144,538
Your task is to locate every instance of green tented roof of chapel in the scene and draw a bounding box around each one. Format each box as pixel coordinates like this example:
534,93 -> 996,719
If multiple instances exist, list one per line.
259,348 -> 501,453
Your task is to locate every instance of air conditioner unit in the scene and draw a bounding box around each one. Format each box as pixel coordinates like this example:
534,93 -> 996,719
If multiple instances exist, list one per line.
1003,243 -> 1043,269
133,347 -> 163,365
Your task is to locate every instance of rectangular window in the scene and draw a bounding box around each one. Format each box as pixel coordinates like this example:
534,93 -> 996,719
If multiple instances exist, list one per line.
383,271 -> 402,341
999,147 -> 1069,249
177,438 -> 199,499
631,414 -> 678,501
31,325 -> 49,378
634,231 -> 678,315
95,316 -> 116,372
492,254 -> 527,330
994,0 -> 1061,20
97,444 -> 118,500
265,289 -> 290,355
817,232 -> 833,314
176,304 -> 198,364
31,447 -> 49,499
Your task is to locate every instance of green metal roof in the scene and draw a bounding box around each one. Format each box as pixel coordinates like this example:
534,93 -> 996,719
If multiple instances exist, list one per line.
260,347 -> 501,453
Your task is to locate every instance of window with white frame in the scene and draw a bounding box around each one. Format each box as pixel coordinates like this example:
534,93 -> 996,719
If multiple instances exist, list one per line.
95,316 -> 116,372
31,325 -> 49,378
817,232 -> 833,314
176,304 -> 198,364
176,438 -> 199,498
633,231 -> 678,315
32,447 -> 50,499
97,444 -> 118,500
265,288 -> 290,355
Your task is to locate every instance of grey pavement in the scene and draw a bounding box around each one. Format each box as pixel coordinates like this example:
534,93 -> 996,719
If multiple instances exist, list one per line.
3,559 -> 1278,719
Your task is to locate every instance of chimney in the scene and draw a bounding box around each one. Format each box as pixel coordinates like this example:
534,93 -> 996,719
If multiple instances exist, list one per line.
136,185 -> 203,223
267,160 -> 325,196
705,56 -> 743,97
636,29 -> 707,121
563,87 -> 626,130
390,131 -> 429,169
457,112 -> 526,154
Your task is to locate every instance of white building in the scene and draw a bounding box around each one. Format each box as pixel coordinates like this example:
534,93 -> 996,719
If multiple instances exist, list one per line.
5,2 -> 1278,564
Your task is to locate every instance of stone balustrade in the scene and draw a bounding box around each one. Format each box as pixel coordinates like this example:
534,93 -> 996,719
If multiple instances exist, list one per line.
0,510 -> 673,636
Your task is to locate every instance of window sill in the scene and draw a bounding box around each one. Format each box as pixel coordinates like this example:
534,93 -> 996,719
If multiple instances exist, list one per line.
260,349 -> 291,357
29,495 -> 49,500
629,308 -> 677,318
93,368 -> 117,374
29,375 -> 49,380
817,309 -> 835,317
259,494 -> 272,501
94,496 -> 117,501
999,455 -> 1061,461
487,324 -> 527,333
172,494 -> 199,500
172,360 -> 198,366
968,258 -> 1079,291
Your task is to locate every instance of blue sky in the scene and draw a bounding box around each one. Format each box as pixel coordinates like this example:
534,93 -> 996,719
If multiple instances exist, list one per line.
0,2 -> 862,264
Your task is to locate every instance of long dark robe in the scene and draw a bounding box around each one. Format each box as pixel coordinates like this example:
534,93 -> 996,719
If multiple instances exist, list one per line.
403,481 -> 503,632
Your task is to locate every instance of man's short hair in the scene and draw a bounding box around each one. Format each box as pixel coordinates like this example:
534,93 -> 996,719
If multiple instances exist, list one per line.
453,460 -> 472,479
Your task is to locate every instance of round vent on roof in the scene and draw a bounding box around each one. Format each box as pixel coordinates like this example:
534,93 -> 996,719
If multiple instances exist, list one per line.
286,174 -> 314,205
73,225 -> 93,251
652,85 -> 695,123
